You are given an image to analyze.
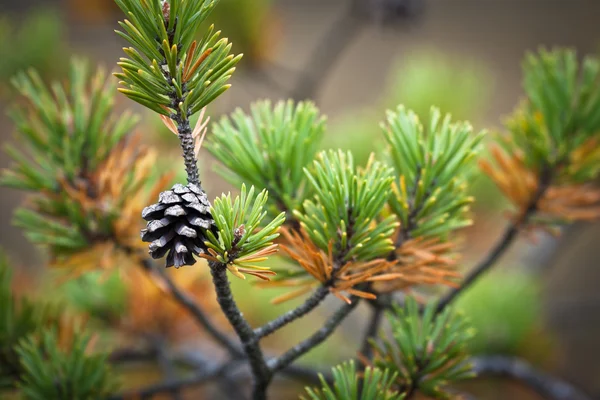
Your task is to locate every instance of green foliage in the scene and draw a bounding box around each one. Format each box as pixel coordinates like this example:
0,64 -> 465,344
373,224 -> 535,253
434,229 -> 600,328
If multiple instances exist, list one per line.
294,150 -> 398,261
0,9 -> 65,88
208,100 -> 326,216
115,0 -> 242,116
323,51 -> 493,166
0,252 -> 66,390
17,329 -> 118,400
455,270 -> 542,356
205,185 -> 285,273
2,59 -> 136,192
372,297 -> 475,399
0,252 -> 39,389
383,106 -> 484,239
63,271 -> 127,323
303,360 -> 404,400
505,48 -> 600,182
0,60 -> 148,257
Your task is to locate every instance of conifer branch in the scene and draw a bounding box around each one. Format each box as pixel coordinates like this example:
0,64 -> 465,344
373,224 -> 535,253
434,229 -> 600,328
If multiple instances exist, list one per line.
253,285 -> 330,340
472,356 -> 592,400
140,258 -> 243,358
359,298 -> 386,361
435,166 -> 553,313
209,262 -> 271,400
108,359 -> 237,400
267,298 -> 360,374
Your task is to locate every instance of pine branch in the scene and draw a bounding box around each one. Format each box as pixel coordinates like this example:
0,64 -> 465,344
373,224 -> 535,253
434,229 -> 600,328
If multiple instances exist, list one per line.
140,258 -> 243,358
253,285 -> 330,340
472,356 -> 592,400
267,298 -> 360,374
358,299 -> 386,361
435,166 -> 553,313
209,262 -> 271,400
109,347 -> 157,364
153,337 -> 183,400
177,348 -> 329,386
108,359 -> 237,400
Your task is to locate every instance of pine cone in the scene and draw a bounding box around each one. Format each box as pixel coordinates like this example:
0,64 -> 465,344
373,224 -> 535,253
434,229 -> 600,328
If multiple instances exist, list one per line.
141,183 -> 215,268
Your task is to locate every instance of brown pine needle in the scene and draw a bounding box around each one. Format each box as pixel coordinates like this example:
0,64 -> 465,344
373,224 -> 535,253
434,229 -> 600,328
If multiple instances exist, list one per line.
481,142 -> 600,228
184,48 -> 213,82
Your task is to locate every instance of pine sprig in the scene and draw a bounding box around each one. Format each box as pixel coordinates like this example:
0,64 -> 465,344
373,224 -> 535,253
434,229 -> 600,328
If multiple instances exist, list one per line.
115,0 -> 242,117
2,59 -> 136,192
506,48 -> 600,180
294,150 -> 398,262
0,251 -> 87,390
0,252 -> 46,389
302,360 -> 405,400
203,184 -> 285,280
383,106 -> 485,239
481,49 -> 600,227
17,329 -> 118,400
371,297 -> 475,399
208,100 -> 326,216
0,60 -> 168,260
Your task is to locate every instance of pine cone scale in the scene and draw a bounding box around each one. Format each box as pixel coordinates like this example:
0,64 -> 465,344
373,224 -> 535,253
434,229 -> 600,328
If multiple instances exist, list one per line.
141,183 -> 215,268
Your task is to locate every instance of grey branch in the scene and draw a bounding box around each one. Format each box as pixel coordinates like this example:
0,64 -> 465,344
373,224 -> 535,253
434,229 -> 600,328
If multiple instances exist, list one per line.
141,258 -> 243,358
472,356 -> 592,400
268,298 -> 360,373
108,359 -> 236,400
209,262 -> 271,400
254,285 -> 330,340
435,166 -> 553,313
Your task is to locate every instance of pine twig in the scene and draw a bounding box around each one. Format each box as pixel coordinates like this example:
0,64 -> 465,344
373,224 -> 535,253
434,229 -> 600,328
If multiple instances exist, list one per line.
253,285 -> 330,340
472,356 -> 592,400
109,347 -> 157,364
153,337 -> 183,400
268,298 -> 360,373
140,258 -> 243,358
173,115 -> 201,185
108,359 -> 236,400
209,262 -> 271,400
358,301 -> 385,360
435,166 -> 553,313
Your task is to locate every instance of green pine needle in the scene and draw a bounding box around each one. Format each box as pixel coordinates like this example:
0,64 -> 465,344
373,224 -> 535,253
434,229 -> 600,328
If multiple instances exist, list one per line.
383,106 -> 485,239
505,48 -> 600,182
0,60 -> 143,258
115,0 -> 241,117
17,329 -> 118,399
0,251 -> 72,390
371,297 -> 475,399
294,150 -> 398,262
208,99 -> 326,217
302,360 -> 405,400
204,184 -> 285,278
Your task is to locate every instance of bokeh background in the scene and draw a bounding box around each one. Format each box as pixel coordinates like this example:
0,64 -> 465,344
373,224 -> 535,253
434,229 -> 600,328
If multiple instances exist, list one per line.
0,0 -> 599,399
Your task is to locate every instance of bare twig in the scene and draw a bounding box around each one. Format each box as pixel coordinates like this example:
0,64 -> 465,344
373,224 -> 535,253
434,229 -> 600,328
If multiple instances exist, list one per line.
254,285 -> 330,340
109,347 -> 157,364
140,258 -> 243,358
153,338 -> 183,400
435,167 -> 553,313
108,359 -> 236,400
209,262 -> 271,400
268,298 -> 360,373
472,356 -> 592,400
358,301 -> 385,360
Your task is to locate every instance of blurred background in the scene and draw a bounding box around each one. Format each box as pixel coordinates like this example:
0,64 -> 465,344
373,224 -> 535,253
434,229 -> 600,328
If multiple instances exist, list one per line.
0,0 -> 599,399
